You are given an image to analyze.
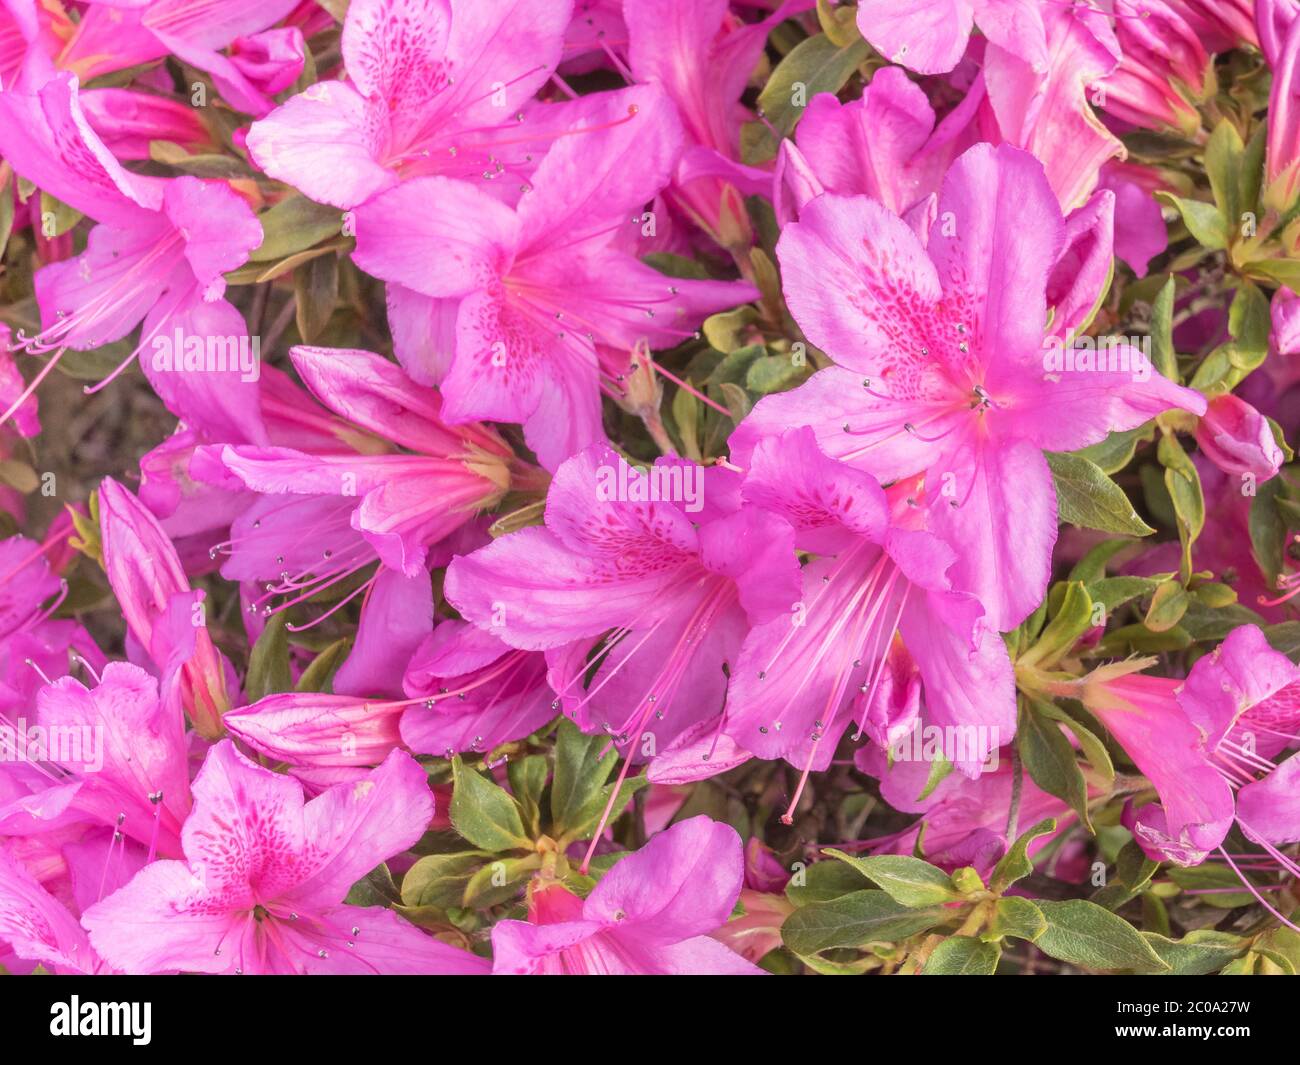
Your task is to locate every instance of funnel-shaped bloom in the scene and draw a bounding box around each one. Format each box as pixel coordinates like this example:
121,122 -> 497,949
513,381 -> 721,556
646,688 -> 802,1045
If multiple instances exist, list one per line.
793,67 -> 985,219
491,815 -> 761,974
0,663 -> 191,860
83,742 -> 489,974
353,83 -> 757,469
724,427 -> 1014,790
247,0 -> 573,209
733,143 -> 1205,629
0,72 -> 264,440
399,620 -> 556,758
983,2 -> 1123,210
446,443 -> 800,762
1195,394 -> 1285,482
1075,664 -> 1234,865
216,345 -> 513,626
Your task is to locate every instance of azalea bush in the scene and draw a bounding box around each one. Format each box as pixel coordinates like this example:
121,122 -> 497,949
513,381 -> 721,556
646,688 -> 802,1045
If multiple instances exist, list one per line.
2,0 -> 1300,979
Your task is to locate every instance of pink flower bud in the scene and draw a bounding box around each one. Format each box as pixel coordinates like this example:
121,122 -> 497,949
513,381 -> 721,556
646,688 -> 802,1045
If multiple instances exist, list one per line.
1195,394 -> 1285,481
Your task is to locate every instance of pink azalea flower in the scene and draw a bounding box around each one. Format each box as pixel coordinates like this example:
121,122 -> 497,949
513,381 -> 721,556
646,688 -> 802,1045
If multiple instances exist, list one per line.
1074,666 -> 1234,865
1261,0 -> 1300,208
214,345 -> 516,624
82,741 -> 489,974
445,444 -> 800,768
0,849 -> 109,974
0,662 -> 192,861
0,72 -> 265,438
222,692 -> 406,772
723,427 -> 1014,813
490,815 -> 762,974
621,0 -> 796,248
1170,0 -> 1256,52
1067,626 -> 1300,875
351,82 -> 757,469
856,0 -> 1049,77
246,0 -> 573,209
983,2 -> 1123,209
732,143 -> 1205,630
0,531 -> 96,718
792,66 -> 985,218
399,620 -> 556,758
56,0 -> 302,115
855,745 -> 1089,875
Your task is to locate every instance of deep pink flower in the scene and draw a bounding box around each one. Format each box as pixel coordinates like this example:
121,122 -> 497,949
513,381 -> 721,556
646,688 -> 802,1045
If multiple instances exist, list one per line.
352,83 -> 756,469
446,444 -> 800,765
82,741 -> 489,974
0,73 -> 264,438
723,427 -> 1014,806
732,143 -> 1204,629
491,815 -> 762,974
246,0 -> 573,209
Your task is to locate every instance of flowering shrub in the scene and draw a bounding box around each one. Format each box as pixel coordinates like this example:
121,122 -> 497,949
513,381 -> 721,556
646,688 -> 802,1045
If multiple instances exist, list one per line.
2,0 -> 1300,978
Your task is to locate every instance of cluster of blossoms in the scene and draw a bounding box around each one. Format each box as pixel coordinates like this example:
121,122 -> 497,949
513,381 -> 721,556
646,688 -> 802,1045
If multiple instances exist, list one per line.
2,0 -> 1300,978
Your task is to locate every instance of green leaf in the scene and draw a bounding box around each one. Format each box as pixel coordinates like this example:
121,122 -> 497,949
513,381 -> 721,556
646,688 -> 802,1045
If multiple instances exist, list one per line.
990,818 -> 1057,892
781,890 -> 948,955
1204,119 -> 1245,233
1158,432 -> 1205,581
38,191 -> 82,238
401,851 -> 491,909
245,612 -> 291,701
1035,900 -> 1171,972
922,937 -> 1001,975
549,719 -> 647,845
0,171 -> 14,256
1167,864 -> 1258,907
983,896 -> 1047,943
1087,575 -> 1159,614
507,754 -> 548,839
294,637 -> 351,693
1143,578 -> 1190,632
462,853 -> 543,909
822,851 -> 962,907
1018,699 -> 1092,832
1077,425 -> 1153,475
294,251 -> 339,343
1157,192 -> 1228,249
786,859 -> 870,906
1254,927 -> 1300,974
1091,840 -> 1159,910
248,194 -> 345,262
344,863 -> 400,907
1020,581 -> 1092,668
1142,930 -> 1251,975
1149,277 -> 1178,382
449,756 -> 532,852
1046,451 -> 1156,536
1034,701 -> 1115,785
747,33 -> 870,162
1249,473 -> 1288,587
